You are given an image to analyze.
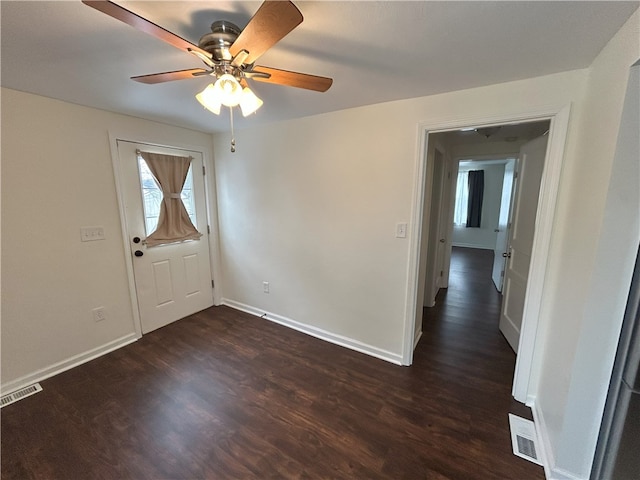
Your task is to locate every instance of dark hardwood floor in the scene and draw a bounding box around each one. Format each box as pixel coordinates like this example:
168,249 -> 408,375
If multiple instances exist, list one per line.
1,247 -> 544,479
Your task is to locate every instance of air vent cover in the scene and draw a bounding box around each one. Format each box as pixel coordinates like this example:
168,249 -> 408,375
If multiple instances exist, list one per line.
508,413 -> 543,466
1,383 -> 42,408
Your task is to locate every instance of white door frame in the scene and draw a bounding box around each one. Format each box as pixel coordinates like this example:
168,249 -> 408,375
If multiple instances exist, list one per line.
108,131 -> 222,339
403,105 -> 571,404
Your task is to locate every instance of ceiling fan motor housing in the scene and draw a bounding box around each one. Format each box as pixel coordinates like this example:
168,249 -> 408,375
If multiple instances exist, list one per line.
199,20 -> 241,62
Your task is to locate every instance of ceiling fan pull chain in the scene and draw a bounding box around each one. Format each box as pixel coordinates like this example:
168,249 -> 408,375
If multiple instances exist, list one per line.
229,106 -> 236,153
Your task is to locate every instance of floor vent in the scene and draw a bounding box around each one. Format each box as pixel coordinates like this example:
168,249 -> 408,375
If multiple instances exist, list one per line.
508,413 -> 543,466
1,383 -> 42,408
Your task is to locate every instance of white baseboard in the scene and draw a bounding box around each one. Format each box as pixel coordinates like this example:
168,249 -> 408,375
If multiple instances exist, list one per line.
451,242 -> 494,250
222,299 -> 403,365
531,399 -> 585,480
1,333 -> 138,395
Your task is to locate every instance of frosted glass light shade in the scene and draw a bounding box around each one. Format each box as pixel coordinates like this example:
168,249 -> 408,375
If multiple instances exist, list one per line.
239,87 -> 263,116
195,83 -> 222,115
196,75 -> 263,116
216,73 -> 242,107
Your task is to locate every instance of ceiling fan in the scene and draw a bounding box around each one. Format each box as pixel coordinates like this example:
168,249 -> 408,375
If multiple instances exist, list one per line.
82,1 -> 333,120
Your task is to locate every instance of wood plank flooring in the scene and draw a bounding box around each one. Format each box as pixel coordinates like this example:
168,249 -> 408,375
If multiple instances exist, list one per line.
1,247 -> 544,479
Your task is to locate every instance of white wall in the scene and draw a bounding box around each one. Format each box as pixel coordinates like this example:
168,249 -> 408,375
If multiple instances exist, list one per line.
214,68 -> 589,364
452,164 -> 505,250
214,108 -> 416,362
533,9 -> 640,478
1,88 -> 216,390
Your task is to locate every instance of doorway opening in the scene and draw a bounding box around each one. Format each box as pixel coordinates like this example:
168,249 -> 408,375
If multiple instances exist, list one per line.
423,121 -> 549,355
405,107 -> 570,404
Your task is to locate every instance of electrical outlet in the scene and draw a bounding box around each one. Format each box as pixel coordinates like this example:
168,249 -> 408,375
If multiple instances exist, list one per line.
263,281 -> 270,294
92,307 -> 107,322
396,222 -> 408,238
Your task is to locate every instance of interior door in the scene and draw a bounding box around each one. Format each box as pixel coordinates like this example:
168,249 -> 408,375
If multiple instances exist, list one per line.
424,148 -> 447,307
117,140 -> 214,334
433,149 -> 449,290
435,154 -> 455,290
492,159 -> 516,291
499,135 -> 548,352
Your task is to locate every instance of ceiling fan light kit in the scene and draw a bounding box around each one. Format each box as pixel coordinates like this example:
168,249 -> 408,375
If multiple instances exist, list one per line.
196,76 -> 264,117
82,0 -> 333,152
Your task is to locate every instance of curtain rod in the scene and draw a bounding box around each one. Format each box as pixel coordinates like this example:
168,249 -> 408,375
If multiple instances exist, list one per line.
136,149 -> 193,160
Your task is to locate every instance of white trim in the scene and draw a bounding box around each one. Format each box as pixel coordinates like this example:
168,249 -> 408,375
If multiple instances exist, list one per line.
108,133 -> 144,338
532,400 -> 585,480
402,124 -> 431,365
222,299 -> 403,365
451,242 -> 495,250
512,105 -> 571,401
0,333 -> 137,394
403,105 -> 572,398
455,153 -> 520,163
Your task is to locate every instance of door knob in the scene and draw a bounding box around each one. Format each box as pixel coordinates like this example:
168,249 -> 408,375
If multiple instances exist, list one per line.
502,252 -> 511,258
132,236 -> 141,244
439,238 -> 445,243
494,229 -> 500,233
134,250 -> 144,257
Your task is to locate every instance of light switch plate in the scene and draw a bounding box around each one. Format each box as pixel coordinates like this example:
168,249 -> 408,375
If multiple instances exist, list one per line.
81,226 -> 105,242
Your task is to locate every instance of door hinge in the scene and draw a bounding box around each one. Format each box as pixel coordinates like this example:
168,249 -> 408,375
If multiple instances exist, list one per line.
202,165 -> 206,176
501,270 -> 505,277
211,279 -> 215,288
440,270 -> 444,276
514,171 -> 518,179
447,171 -> 451,180
207,225 -> 210,234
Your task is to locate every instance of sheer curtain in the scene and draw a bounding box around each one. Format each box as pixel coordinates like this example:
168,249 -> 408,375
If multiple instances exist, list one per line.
453,171 -> 469,226
139,151 -> 202,247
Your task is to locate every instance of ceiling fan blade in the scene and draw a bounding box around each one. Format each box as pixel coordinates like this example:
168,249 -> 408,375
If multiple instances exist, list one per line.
229,1 -> 303,64
251,66 -> 333,92
82,1 -> 211,58
132,68 -> 209,84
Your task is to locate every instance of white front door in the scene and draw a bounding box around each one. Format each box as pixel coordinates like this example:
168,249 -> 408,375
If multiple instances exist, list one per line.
492,159 -> 516,291
499,135 -> 548,352
117,140 -> 214,334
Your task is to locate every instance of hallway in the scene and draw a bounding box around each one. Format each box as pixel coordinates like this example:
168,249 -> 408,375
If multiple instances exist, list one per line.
413,246 -> 543,477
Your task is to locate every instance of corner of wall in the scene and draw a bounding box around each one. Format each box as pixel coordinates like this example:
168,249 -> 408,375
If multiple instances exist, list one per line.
222,299 -> 404,366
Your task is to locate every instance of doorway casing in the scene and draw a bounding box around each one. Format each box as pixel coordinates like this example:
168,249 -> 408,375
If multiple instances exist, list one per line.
403,105 -> 571,404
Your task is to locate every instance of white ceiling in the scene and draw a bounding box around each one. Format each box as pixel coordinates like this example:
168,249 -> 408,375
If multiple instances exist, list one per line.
2,1 -> 638,133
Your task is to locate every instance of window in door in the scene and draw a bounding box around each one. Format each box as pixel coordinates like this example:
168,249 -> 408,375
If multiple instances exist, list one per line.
137,155 -> 197,236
